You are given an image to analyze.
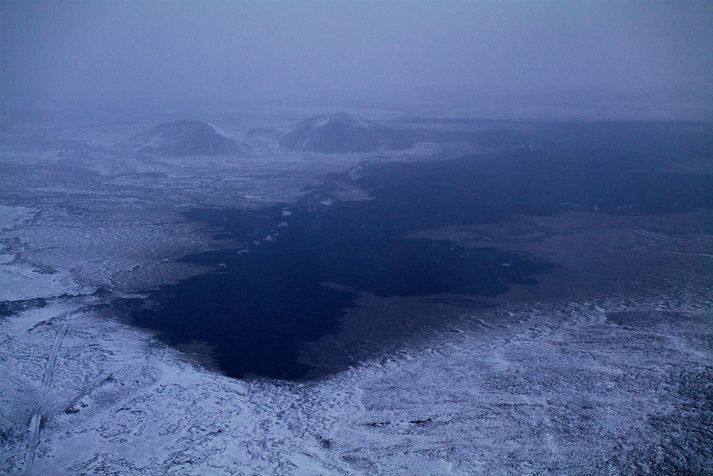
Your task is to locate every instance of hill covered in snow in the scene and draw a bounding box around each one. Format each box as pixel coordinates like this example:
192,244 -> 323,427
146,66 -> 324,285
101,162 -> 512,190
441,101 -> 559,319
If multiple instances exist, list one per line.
279,113 -> 412,153
120,120 -> 250,156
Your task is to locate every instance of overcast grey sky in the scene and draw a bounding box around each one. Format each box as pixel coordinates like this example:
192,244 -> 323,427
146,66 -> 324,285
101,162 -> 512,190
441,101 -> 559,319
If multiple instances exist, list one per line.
2,0 -> 712,108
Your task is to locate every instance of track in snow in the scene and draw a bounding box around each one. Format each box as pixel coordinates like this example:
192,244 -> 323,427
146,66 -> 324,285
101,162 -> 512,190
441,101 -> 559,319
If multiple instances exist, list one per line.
22,311 -> 72,476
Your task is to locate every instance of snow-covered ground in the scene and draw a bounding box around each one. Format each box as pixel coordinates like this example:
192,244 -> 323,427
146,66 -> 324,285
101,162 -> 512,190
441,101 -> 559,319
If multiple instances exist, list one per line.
2,293 -> 710,474
1,112 -> 711,474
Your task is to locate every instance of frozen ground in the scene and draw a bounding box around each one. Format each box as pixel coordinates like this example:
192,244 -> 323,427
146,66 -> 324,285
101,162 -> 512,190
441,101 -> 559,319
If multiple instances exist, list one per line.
2,292 -> 710,474
1,111 -> 712,474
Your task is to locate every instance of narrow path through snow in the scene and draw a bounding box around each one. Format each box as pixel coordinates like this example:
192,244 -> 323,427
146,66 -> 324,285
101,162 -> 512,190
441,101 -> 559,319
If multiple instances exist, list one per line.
22,311 -> 72,476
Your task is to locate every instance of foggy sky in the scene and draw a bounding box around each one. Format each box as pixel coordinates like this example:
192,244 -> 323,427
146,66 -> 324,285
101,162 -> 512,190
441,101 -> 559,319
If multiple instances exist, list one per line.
2,0 -> 712,109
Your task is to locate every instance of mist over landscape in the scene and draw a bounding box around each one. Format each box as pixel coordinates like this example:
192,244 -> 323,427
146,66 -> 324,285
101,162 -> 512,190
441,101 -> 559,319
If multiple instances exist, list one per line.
3,0 -> 713,114
1,1 -> 712,474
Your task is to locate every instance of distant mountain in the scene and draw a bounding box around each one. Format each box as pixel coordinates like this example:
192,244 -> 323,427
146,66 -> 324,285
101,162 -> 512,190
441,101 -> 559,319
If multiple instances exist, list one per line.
279,113 -> 412,153
120,120 -> 250,156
